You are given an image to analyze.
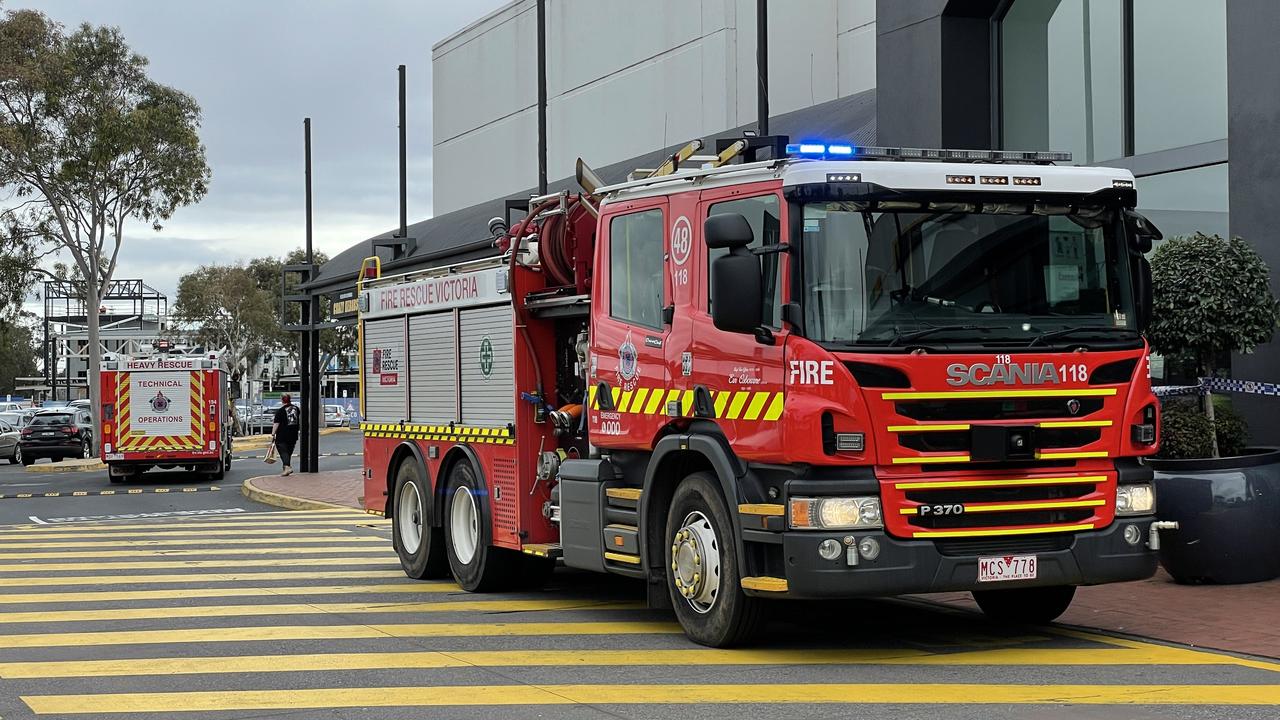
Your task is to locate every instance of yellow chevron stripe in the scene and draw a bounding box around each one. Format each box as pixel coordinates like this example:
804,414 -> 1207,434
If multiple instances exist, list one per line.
643,388 -> 666,415
680,390 -> 694,416
629,388 -> 649,415
762,392 -> 785,421
726,391 -> 750,420
616,390 -> 633,413
713,391 -> 730,418
742,392 -> 770,421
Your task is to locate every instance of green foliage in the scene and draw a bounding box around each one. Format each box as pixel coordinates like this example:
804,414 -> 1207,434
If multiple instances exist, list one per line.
1148,233 -> 1279,376
1157,399 -> 1251,459
171,264 -> 277,377
1157,401 -> 1215,459
0,315 -> 38,395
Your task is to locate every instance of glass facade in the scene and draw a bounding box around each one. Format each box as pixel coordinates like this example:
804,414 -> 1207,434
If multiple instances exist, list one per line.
1002,0 -> 1123,163
1133,0 -> 1227,154
1136,164 -> 1230,245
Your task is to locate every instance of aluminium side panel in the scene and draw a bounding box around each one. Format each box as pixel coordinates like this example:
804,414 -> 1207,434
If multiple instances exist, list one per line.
458,303 -> 515,426
409,312 -> 458,424
362,317 -> 408,423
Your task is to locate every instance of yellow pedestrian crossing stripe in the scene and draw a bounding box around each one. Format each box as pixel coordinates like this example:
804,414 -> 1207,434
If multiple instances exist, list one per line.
0,508 -> 1272,717
22,683 -> 1280,714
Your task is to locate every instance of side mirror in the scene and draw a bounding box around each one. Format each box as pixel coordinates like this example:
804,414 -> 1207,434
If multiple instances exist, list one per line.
706,214 -> 763,334
1123,209 -> 1162,254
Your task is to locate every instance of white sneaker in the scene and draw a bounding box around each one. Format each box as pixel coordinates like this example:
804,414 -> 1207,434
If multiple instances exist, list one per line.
281,466 -> 293,476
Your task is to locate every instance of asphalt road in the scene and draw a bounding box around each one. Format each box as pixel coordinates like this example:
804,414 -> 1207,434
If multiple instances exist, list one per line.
0,433 -> 1275,718
0,430 -> 365,525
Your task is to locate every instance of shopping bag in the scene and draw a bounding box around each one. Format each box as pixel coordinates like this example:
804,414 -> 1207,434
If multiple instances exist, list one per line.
264,441 -> 278,464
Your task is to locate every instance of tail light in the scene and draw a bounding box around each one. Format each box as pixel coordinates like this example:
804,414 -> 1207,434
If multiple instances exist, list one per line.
62,425 -> 76,434
20,427 -> 32,436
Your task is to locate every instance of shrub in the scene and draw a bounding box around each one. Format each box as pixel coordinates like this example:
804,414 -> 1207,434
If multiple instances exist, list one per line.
1157,398 -> 1250,459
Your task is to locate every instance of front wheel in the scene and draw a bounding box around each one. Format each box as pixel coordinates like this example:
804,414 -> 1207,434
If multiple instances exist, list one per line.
80,437 -> 92,459
665,471 -> 762,647
12,445 -> 22,466
392,459 -> 448,579
972,585 -> 1076,624
444,460 -> 516,591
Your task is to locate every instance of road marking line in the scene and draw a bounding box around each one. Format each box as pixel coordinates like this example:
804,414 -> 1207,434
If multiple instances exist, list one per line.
0,598 -> 641,624
0,519 -> 388,536
22,683 -> 1280,713
1048,627 -> 1280,674
0,508 -> 364,531
0,545 -> 391,561
4,645 -> 1265,679
0,621 -> 681,648
0,558 -> 401,573
0,528 -> 361,541
0,569 -> 407,588
0,583 -> 461,604
0,536 -> 385,550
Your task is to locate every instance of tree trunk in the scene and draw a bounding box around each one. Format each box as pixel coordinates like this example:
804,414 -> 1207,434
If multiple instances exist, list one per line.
1201,360 -> 1220,458
86,293 -> 103,457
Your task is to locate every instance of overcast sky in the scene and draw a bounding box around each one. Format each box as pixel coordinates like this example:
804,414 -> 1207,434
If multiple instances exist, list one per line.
16,0 -> 508,304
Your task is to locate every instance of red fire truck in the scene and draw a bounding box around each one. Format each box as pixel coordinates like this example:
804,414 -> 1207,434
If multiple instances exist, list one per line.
99,353 -> 233,482
358,137 -> 1176,646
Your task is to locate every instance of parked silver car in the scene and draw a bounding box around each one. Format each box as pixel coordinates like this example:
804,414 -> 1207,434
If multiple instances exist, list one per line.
0,419 -> 21,465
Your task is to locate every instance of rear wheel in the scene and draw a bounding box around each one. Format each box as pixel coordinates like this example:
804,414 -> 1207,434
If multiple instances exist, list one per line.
444,460 -> 517,591
392,459 -> 448,579
80,437 -> 91,459
972,585 -> 1076,624
665,471 -> 762,647
12,445 -> 22,466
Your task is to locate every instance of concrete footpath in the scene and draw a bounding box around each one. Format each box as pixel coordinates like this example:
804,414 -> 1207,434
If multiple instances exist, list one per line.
246,467 -> 1279,659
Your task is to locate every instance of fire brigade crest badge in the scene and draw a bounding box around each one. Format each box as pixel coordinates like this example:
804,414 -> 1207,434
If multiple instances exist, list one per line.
617,332 -> 639,386
150,391 -> 171,413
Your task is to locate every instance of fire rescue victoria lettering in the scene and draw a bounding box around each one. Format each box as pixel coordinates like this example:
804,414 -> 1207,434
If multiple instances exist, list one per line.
378,275 -> 479,311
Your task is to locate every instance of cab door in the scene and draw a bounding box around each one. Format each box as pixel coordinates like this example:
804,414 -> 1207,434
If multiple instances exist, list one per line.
589,198 -> 671,449
681,185 -> 789,458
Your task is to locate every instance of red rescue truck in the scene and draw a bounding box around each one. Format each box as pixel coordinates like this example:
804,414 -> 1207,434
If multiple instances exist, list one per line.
99,353 -> 233,482
358,136 -> 1176,646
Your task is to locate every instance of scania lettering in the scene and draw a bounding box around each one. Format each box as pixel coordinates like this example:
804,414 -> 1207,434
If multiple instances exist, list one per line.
358,136 -> 1172,647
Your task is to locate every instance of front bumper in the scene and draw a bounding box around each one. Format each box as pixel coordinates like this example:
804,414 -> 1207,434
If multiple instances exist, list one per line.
769,518 -> 1158,598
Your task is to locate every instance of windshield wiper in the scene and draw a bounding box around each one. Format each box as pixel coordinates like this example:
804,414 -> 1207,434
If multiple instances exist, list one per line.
887,324 -> 1009,347
1026,325 -> 1141,348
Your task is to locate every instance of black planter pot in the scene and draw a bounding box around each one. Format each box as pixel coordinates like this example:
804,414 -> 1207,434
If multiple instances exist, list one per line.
1148,447 -> 1280,584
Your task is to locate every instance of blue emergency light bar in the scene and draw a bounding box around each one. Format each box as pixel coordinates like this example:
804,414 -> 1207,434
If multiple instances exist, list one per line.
783,143 -> 1072,164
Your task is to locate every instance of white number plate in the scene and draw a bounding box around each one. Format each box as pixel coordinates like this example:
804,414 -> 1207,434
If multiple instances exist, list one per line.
978,554 -> 1037,583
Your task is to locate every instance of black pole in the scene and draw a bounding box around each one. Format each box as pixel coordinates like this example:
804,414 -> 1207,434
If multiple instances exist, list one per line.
398,64 -> 408,238
756,0 -> 769,135
536,0 -> 548,195
299,117 -> 313,473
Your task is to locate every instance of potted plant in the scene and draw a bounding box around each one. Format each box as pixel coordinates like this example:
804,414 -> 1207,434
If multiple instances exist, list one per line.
1146,232 -> 1280,584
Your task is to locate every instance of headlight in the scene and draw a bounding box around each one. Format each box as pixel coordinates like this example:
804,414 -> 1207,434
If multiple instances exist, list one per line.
1116,484 -> 1155,516
789,496 -> 883,530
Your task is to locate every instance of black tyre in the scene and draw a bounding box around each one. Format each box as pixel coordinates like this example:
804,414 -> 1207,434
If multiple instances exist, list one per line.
80,436 -> 91,459
443,460 -> 517,591
664,471 -> 763,647
12,445 -> 22,466
972,585 -> 1077,624
392,458 -> 448,579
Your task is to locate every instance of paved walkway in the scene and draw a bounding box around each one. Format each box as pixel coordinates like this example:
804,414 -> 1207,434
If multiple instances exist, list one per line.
251,468 -> 1279,659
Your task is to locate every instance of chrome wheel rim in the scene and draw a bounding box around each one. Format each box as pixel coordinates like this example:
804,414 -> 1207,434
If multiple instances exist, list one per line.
396,479 -> 423,554
13,446 -> 20,463
450,485 -> 479,565
671,510 -> 722,614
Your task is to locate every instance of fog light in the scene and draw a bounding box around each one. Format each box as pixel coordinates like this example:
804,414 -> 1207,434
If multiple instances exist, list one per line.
818,538 -> 842,560
1123,524 -> 1142,546
858,536 -> 881,561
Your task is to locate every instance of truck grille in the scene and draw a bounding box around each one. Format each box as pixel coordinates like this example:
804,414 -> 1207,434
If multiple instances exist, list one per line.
934,535 -> 1073,557
882,474 -> 1113,539
894,397 -> 1105,421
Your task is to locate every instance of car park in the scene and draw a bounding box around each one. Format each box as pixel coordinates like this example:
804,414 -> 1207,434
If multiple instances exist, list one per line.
18,409 -> 94,465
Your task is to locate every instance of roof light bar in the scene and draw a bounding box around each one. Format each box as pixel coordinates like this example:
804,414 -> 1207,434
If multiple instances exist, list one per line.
783,142 -> 1072,164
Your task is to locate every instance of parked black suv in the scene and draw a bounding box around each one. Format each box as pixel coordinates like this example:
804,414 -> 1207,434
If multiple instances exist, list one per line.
18,409 -> 94,466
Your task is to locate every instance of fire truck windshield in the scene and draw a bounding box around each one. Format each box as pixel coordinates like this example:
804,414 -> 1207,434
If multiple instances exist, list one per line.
797,201 -> 1139,349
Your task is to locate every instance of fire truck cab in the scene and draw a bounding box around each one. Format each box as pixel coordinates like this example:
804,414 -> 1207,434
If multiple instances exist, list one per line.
360,137 -> 1171,647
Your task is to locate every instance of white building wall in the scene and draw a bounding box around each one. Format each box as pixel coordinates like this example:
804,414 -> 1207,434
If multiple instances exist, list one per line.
431,0 -> 875,215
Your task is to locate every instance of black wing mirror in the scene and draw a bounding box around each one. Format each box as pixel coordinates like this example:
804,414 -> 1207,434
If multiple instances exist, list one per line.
1123,209 -> 1162,254
705,214 -> 764,336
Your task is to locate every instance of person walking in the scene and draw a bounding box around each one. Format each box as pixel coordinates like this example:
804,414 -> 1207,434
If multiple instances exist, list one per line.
271,394 -> 302,476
